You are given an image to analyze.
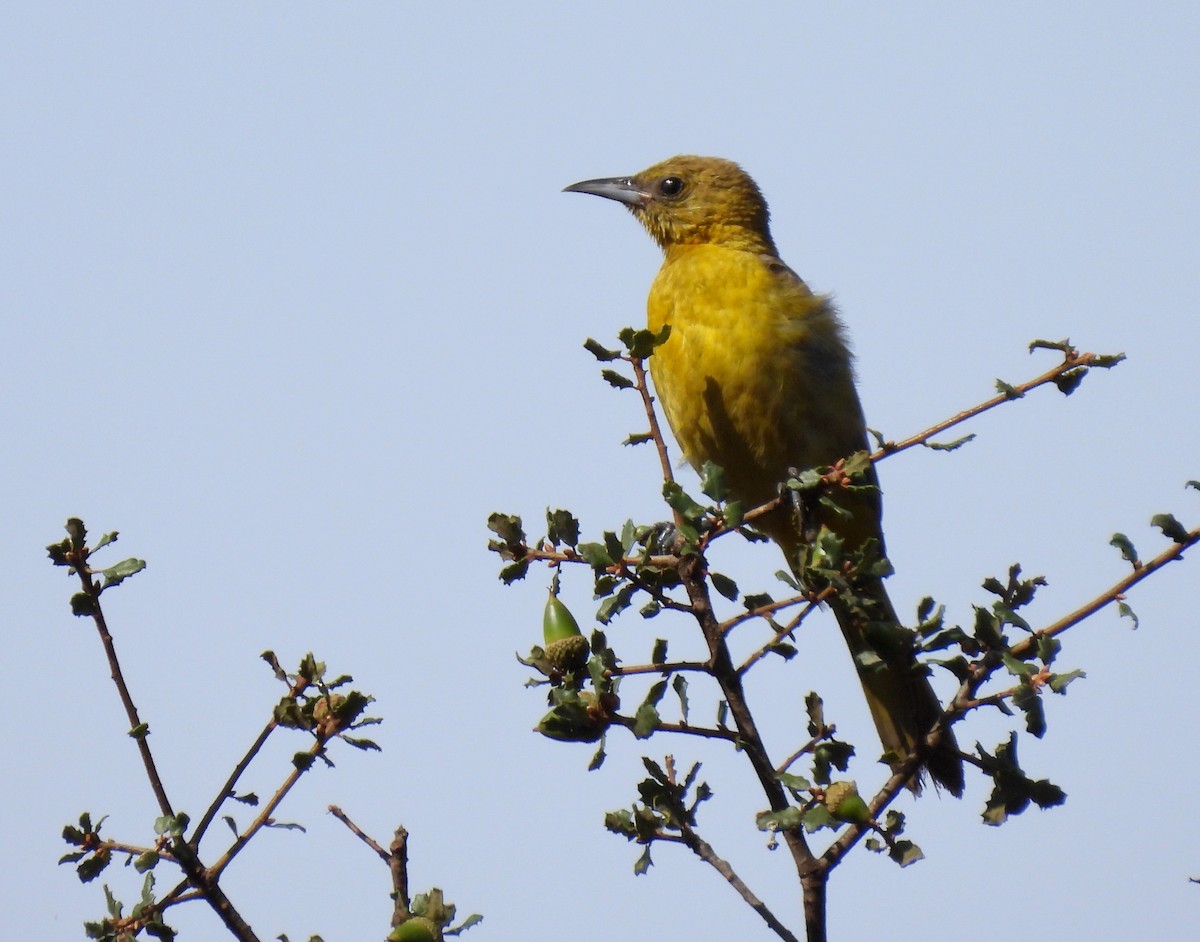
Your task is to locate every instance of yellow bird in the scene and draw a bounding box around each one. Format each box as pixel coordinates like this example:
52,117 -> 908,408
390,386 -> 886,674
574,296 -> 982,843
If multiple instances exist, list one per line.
564,156 -> 963,795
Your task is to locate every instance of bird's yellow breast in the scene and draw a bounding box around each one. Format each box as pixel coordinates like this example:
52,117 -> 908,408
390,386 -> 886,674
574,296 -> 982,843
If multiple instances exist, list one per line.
647,244 -> 870,516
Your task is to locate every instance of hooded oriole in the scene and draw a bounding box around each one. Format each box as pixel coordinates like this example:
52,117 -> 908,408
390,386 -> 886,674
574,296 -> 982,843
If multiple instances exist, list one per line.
565,156 -> 963,795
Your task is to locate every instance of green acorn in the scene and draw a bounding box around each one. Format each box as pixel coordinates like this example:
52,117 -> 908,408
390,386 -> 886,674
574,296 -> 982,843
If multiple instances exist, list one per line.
543,592 -> 589,672
389,916 -> 439,942
823,781 -> 872,824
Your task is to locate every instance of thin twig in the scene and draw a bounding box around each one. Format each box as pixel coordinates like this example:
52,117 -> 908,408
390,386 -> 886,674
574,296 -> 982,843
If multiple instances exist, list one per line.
1013,524 -> 1200,657
329,805 -> 392,863
871,346 -> 1107,464
610,715 -> 741,742
207,740 -> 322,881
660,828 -> 801,942
611,660 -> 712,677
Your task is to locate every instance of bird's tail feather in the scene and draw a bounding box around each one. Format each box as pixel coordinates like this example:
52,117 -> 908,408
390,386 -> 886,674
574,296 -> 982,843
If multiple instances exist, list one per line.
829,578 -> 964,796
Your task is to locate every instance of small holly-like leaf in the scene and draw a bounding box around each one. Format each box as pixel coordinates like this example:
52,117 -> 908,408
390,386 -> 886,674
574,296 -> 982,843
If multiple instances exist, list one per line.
1048,669 -> 1085,694
995,379 -> 1024,400
756,807 -> 804,832
801,805 -> 837,833
597,583 -> 636,625
77,849 -> 112,883
710,571 -> 739,601
777,771 -> 811,792
662,481 -> 708,522
486,512 -> 524,545
812,741 -> 854,785
1117,600 -> 1139,630
70,592 -> 98,617
619,324 -> 671,358
1109,533 -> 1139,567
293,752 -> 316,771
633,845 -> 653,875
744,592 -> 774,611
624,431 -> 653,446
1012,682 -> 1046,738
588,736 -> 607,770
1053,367 -> 1088,395
699,460 -> 730,502
576,542 -> 615,569
1036,634 -> 1061,665
600,368 -> 634,389
650,638 -> 668,664
889,840 -> 924,867
1001,653 -> 1037,677
805,692 -> 826,736
672,675 -> 689,723
924,433 -> 976,452
100,557 -> 146,588
153,813 -> 189,838
632,703 -> 660,739
546,509 -> 580,548
584,337 -> 621,361
1151,513 -> 1189,543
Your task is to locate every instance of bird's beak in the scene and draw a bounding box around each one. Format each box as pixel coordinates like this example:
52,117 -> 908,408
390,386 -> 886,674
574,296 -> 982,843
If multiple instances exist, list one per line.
562,176 -> 650,208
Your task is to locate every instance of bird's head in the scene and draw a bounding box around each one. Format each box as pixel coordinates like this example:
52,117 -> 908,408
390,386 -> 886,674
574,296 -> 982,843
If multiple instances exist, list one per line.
564,155 -> 776,255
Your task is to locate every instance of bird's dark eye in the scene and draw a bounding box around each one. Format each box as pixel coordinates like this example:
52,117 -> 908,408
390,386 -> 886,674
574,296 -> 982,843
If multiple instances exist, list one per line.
659,176 -> 684,197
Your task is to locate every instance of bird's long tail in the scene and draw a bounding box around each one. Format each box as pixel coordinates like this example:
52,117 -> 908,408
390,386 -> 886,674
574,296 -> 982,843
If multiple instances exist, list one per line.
827,576 -> 964,796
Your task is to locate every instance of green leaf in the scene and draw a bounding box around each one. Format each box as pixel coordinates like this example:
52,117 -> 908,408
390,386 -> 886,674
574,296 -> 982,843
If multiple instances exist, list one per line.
99,557 -> 145,589
1109,532 -> 1139,567
293,752 -> 316,771
1001,652 -> 1037,677
600,368 -> 634,390
65,517 -> 88,549
672,675 -> 689,722
1117,600 -> 1139,629
583,337 -> 621,361
633,845 -> 653,875
804,692 -> 826,736
576,542 -> 614,569
92,531 -> 119,551
134,852 -> 159,873
776,771 -> 812,792
924,433 -> 976,452
632,703 -> 660,739
756,807 -> 804,831
596,583 -> 635,624
650,638 -> 667,664
709,572 -> 738,601
662,481 -> 708,522
546,509 -> 580,547
1012,683 -> 1046,737
812,741 -> 854,785
620,324 -> 671,358
1053,367 -> 1088,395
995,379 -> 1024,399
1151,513 -> 1189,543
623,431 -> 653,446
699,461 -> 730,502
70,592 -> 98,617
1048,669 -> 1085,693
889,840 -> 925,868
77,850 -> 111,883
486,512 -> 524,545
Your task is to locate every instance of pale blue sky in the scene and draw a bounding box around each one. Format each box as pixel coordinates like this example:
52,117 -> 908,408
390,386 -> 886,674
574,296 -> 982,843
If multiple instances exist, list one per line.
4,4 -> 1199,940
